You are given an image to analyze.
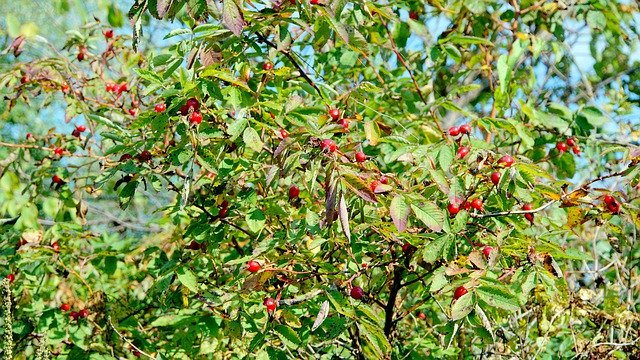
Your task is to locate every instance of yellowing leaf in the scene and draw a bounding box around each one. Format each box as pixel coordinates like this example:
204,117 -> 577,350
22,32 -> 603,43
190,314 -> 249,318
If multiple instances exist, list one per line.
536,185 -> 562,200
566,207 -> 583,229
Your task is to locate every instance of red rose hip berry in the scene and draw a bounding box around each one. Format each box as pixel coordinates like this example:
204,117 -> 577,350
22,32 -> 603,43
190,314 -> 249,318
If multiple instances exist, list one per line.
453,286 -> 468,300
603,195 -> 615,205
264,297 -> 277,312
320,139 -> 337,153
497,155 -> 515,167
482,246 -> 493,258
350,286 -> 364,300
369,180 -> 379,193
329,108 -> 340,121
247,260 -> 261,273
459,123 -> 471,135
6,274 -> 15,283
190,111 -> 203,125
491,171 -> 501,185
448,126 -> 460,137
522,203 -> 534,223
355,151 -> 366,163
288,185 -> 300,199
457,146 -> 470,159
447,203 -> 460,217
556,142 -> 568,153
155,103 -> 166,113
60,303 -> 71,312
471,198 -> 483,211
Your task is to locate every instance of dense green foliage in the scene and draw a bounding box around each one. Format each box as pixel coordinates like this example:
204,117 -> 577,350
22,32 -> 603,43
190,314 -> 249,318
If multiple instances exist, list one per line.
1,0 -> 640,358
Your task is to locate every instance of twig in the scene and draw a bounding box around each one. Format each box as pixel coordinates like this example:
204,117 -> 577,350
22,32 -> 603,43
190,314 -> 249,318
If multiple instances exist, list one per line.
474,169 -> 628,219
107,317 -> 154,359
255,33 -> 324,98
376,14 -> 445,136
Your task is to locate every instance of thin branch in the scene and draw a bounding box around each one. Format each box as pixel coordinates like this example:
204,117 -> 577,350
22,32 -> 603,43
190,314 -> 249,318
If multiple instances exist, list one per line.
474,169 -> 628,219
376,14 -> 445,136
107,317 -> 154,359
255,32 -> 324,98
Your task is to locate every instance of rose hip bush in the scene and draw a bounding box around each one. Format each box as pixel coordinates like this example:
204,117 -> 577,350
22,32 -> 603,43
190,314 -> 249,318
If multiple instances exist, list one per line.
1,0 -> 640,358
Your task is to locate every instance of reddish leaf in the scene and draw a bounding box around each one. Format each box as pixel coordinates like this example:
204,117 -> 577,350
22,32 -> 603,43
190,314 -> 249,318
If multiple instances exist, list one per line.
390,195 -> 410,232
223,0 -> 245,37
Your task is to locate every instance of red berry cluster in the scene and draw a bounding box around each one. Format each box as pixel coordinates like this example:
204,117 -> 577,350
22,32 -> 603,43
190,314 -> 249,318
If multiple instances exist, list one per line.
72,124 -> 87,138
328,108 -> 348,131
556,137 -> 580,155
603,194 -> 621,214
105,81 -> 128,95
449,123 -> 473,159
447,198 -> 483,217
67,307 -> 89,321
522,203 -> 534,223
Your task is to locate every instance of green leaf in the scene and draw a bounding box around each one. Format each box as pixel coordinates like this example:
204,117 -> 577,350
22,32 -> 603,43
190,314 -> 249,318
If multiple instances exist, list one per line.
579,106 -> 607,128
150,314 -> 193,327
552,152 -> 576,179
422,235 -> 452,264
104,256 -> 118,276
441,34 -> 494,46
476,285 -> 520,311
390,195 -> 410,232
246,208 -> 266,233
451,292 -> 473,320
358,322 -> 391,358
176,267 -> 199,293
411,202 -> 445,232
248,332 -> 265,352
438,145 -> 454,171
442,43 -> 461,63
227,116 -> 248,141
321,317 -> 348,339
243,127 -> 263,152
274,325 -> 301,349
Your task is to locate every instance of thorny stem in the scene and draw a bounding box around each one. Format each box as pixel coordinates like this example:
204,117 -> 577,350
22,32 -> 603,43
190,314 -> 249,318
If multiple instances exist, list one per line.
473,168 -> 628,219
2,279 -> 13,360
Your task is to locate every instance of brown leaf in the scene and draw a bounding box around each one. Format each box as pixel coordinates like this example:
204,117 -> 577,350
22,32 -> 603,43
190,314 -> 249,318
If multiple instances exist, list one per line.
242,270 -> 274,291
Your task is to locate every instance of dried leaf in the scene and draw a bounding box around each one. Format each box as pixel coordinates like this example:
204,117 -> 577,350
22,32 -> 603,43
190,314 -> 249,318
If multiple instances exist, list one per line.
338,193 -> 351,241
312,300 -> 330,331
324,178 -> 338,228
